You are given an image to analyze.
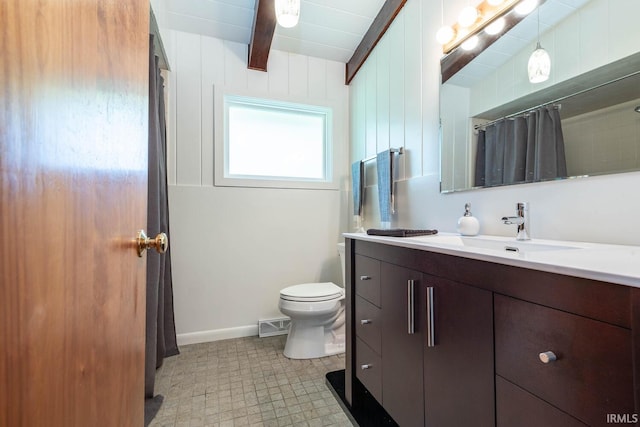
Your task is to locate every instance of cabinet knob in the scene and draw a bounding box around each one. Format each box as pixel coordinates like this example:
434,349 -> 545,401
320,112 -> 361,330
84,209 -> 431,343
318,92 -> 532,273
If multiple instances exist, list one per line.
361,364 -> 372,370
360,275 -> 371,281
539,351 -> 557,364
360,319 -> 372,325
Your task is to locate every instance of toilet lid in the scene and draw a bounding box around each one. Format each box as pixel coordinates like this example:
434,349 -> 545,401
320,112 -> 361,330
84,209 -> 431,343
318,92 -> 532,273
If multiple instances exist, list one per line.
280,282 -> 343,302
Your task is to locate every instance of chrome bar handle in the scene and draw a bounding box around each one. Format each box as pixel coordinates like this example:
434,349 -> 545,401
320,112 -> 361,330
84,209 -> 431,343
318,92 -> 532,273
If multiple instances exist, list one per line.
408,280 -> 415,334
360,275 -> 371,281
426,286 -> 435,347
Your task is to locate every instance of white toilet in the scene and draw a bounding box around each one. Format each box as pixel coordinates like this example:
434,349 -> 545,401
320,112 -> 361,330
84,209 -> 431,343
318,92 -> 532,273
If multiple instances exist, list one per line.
278,243 -> 346,359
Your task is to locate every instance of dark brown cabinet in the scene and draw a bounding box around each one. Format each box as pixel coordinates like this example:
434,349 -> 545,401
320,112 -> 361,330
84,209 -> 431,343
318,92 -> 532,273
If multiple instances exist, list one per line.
380,263 -> 425,427
345,237 -> 639,427
495,294 -> 634,426
423,275 -> 494,427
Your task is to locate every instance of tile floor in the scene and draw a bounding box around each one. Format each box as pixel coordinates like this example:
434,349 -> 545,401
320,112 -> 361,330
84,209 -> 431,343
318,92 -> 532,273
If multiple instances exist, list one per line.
149,335 -> 353,427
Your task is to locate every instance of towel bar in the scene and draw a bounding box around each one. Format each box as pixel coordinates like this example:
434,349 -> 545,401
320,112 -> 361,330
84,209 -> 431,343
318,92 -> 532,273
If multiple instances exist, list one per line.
360,147 -> 404,164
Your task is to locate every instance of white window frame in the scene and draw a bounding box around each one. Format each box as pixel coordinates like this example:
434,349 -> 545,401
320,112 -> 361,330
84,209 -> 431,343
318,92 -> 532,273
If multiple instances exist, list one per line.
214,87 -> 338,190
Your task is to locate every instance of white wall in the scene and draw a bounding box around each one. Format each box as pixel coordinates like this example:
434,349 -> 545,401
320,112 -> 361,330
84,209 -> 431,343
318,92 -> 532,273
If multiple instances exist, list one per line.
162,29 -> 350,344
350,0 -> 640,247
563,99 -> 640,176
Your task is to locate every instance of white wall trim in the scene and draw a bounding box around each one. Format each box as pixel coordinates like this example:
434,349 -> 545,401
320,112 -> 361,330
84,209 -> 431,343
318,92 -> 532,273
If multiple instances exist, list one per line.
177,325 -> 259,346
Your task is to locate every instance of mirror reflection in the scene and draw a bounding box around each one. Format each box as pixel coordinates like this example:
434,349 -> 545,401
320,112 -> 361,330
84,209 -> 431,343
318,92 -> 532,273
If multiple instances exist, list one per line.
440,0 -> 640,193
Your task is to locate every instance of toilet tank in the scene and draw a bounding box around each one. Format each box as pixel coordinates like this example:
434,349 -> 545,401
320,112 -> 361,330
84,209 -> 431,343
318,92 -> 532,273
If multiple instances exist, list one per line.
337,242 -> 346,287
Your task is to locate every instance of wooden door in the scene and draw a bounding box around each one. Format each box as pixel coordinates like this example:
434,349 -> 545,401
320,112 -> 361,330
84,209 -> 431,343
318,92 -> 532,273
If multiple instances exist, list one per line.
423,276 -> 495,427
1,0 -> 149,426
380,263 -> 425,427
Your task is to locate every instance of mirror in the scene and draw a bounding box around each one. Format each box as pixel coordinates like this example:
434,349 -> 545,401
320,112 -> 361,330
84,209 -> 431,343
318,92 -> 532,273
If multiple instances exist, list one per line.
440,0 -> 640,193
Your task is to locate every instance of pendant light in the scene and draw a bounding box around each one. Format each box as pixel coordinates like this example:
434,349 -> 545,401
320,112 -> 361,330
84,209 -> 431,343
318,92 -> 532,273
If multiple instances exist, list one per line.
275,0 -> 300,28
527,6 -> 550,83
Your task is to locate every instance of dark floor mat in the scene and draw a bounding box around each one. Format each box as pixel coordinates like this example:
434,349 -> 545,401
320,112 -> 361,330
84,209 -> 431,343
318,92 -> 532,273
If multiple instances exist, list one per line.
325,370 -> 398,427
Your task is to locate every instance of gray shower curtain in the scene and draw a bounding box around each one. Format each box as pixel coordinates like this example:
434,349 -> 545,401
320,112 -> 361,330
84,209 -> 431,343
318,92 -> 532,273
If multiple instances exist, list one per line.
145,35 -> 179,420
476,106 -> 567,187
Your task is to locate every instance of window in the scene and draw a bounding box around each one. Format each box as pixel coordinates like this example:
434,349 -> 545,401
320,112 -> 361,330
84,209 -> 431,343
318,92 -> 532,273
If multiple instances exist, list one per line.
217,94 -> 334,189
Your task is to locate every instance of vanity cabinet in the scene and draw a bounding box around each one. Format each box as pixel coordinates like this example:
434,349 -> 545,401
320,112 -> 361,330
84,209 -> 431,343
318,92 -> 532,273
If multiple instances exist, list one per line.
495,294 -> 634,426
423,275 -> 494,427
353,256 -> 425,426
380,263 -> 424,427
345,238 -> 639,427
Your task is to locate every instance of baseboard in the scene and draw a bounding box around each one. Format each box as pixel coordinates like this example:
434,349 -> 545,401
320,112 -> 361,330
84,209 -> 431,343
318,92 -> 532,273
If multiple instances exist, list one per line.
176,325 -> 259,346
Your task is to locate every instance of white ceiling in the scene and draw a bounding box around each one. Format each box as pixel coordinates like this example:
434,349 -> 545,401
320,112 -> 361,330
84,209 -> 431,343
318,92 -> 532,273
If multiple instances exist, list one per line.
164,0 -> 387,63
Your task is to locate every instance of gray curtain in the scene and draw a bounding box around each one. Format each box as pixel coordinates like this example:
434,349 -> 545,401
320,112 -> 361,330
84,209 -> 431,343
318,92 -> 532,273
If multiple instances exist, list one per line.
477,106 -> 567,187
145,35 -> 179,409
474,129 -> 486,187
528,106 -> 568,181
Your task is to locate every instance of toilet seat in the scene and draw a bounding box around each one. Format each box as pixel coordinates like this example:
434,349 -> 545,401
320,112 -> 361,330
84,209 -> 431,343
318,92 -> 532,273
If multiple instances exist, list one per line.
280,282 -> 343,302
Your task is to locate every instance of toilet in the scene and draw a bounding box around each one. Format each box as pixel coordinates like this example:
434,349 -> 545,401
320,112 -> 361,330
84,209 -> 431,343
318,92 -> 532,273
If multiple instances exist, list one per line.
278,243 -> 346,359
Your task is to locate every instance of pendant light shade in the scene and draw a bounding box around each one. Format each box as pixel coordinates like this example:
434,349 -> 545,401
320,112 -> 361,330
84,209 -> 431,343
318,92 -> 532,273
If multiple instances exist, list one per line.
528,6 -> 550,83
528,42 -> 551,83
275,0 -> 300,28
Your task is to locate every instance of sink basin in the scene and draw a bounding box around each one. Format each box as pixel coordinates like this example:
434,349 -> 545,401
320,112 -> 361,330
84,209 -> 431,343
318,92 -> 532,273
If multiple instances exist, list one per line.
409,235 -> 583,254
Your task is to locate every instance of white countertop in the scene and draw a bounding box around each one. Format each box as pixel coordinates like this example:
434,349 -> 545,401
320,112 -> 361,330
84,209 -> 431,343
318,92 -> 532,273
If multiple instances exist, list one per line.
343,232 -> 640,288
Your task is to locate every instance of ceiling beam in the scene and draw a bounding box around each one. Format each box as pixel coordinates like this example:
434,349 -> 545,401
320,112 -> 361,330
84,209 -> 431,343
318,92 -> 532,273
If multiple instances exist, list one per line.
248,0 -> 277,71
345,0 -> 407,85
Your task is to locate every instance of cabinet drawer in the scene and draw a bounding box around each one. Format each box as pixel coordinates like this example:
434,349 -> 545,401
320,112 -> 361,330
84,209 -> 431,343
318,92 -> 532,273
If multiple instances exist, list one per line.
355,255 -> 381,306
496,376 -> 586,427
355,337 -> 382,404
355,296 -> 381,354
495,294 -> 633,426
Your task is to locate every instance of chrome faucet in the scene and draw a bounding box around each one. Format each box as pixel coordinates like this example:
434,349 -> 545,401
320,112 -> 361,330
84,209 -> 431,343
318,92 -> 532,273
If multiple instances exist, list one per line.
502,202 -> 530,241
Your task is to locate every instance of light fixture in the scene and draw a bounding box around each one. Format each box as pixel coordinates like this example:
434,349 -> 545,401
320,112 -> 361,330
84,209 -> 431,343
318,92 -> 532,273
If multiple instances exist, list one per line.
436,0 -> 537,54
634,105 -> 640,113
458,6 -> 479,28
436,0 -> 456,45
436,26 -> 456,45
528,6 -> 550,83
274,0 -> 300,28
484,17 -> 505,35
461,35 -> 479,51
515,0 -> 538,15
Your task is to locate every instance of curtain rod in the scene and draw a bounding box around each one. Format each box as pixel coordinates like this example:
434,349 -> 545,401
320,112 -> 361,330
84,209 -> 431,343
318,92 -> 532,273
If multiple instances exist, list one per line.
361,147 -> 404,163
474,103 -> 562,130
475,69 -> 640,131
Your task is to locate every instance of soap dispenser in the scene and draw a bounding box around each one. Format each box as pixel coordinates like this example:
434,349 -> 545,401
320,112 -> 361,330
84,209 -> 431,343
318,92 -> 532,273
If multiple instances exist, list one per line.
457,203 -> 480,236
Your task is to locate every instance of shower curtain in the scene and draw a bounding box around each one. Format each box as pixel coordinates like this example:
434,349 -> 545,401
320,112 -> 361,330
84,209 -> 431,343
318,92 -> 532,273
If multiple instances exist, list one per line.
476,106 -> 567,187
145,34 -> 179,424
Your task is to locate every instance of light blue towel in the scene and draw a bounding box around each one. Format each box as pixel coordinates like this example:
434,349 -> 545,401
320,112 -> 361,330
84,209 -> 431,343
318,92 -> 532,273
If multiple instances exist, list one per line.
376,150 -> 394,226
351,161 -> 364,216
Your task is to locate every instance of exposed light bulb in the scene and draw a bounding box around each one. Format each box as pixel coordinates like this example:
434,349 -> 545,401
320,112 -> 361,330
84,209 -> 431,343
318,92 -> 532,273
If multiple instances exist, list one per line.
275,0 -> 300,28
487,0 -> 505,5
528,43 -> 551,83
461,35 -> 479,51
485,17 -> 505,35
436,26 -> 456,45
515,0 -> 538,15
458,6 -> 479,28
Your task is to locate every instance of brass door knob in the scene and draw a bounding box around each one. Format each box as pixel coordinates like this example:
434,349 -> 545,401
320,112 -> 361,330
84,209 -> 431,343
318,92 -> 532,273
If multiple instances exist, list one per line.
136,230 -> 168,257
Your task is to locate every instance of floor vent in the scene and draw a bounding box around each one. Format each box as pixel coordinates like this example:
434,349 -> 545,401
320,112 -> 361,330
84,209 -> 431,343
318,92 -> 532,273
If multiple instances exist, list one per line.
258,317 -> 291,337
